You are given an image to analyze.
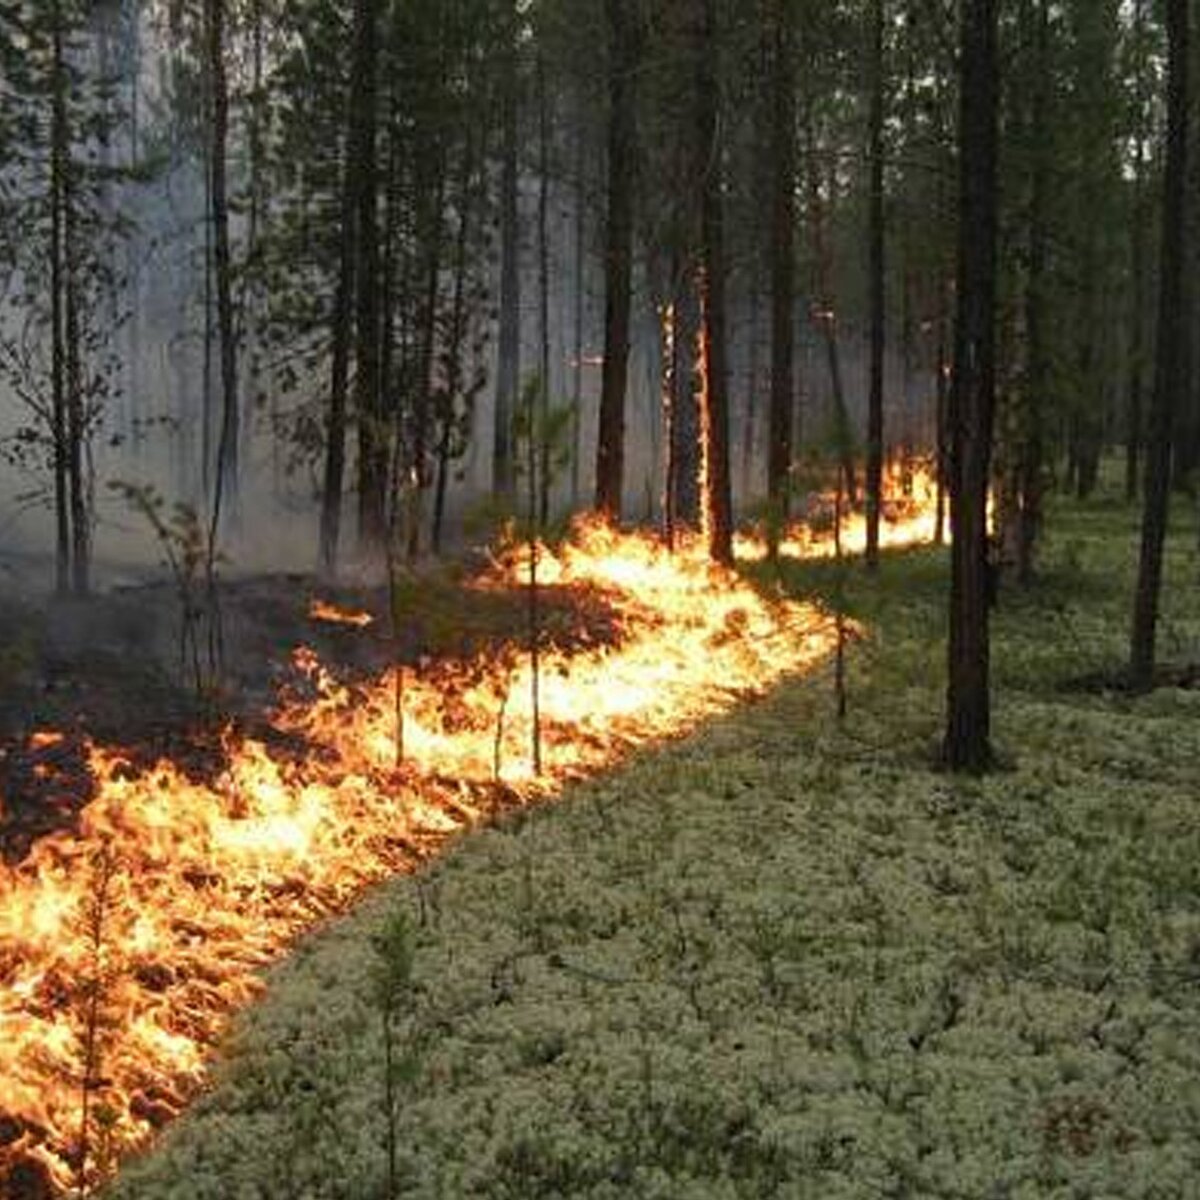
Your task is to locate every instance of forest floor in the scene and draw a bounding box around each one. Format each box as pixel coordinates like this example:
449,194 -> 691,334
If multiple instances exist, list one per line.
96,490 -> 1200,1198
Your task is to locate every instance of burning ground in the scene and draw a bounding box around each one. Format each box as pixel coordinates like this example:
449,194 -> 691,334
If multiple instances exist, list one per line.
0,518 -> 842,1197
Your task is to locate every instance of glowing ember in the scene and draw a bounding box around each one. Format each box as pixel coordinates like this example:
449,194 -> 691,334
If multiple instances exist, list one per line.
28,732 -> 66,751
308,599 -> 375,628
0,500 -> 936,1195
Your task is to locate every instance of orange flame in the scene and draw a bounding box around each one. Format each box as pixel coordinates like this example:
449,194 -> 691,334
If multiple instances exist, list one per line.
308,599 -> 374,628
0,500 -> 937,1194
737,460 -> 941,561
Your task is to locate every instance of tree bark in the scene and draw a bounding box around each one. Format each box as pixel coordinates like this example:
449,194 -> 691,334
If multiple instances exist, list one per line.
493,2 -> 520,505
1125,0 -> 1148,503
537,50 -> 552,527
1130,0 -> 1189,690
697,0 -> 733,565
594,0 -> 638,520
865,0 -> 886,571
206,0 -> 239,534
352,0 -> 385,552
944,0 -> 999,772
318,124 -> 357,577
50,0 -> 70,596
1017,0 -> 1049,585
766,0 -> 795,547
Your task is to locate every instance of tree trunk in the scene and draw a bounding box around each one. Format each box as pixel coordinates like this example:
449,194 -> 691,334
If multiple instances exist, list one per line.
537,51 -> 552,527
206,0 -> 239,534
318,125 -> 357,577
594,0 -> 637,520
1125,0 -> 1148,503
767,0 -> 795,546
433,134 -> 478,555
1130,0 -> 1189,690
493,2 -> 520,505
571,118 -> 587,509
1017,0 -> 1049,585
50,1 -> 70,596
65,156 -> 88,596
352,0 -> 385,552
697,0 -> 733,565
671,261 -> 702,529
865,0 -> 886,571
944,0 -> 999,772
804,114 -> 858,504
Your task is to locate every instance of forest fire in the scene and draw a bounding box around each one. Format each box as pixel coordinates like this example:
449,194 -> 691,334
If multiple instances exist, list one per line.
0,500 -> 934,1197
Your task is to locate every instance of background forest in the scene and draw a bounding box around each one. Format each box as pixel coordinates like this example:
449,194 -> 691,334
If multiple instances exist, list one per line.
0,0 -> 1188,587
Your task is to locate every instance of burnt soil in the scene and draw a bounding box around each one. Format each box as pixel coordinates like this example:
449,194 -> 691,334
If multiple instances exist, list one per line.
0,561 -> 623,864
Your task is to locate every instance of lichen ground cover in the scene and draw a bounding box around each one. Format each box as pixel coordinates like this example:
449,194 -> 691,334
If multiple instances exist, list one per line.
109,496 -> 1200,1199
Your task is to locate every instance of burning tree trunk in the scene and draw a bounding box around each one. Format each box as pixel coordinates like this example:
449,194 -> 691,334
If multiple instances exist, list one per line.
1130,0 -> 1189,690
944,0 -> 999,772
594,0 -> 638,521
696,0 -> 733,567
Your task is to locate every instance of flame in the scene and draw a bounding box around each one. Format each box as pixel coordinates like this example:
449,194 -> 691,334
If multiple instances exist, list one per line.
308,599 -> 374,628
28,732 -> 66,751
0,500 -> 939,1195
737,460 -> 941,561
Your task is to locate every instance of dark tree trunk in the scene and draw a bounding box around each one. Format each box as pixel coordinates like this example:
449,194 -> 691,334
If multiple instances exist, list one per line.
571,118 -> 587,508
767,0 -> 795,546
944,0 -> 999,773
804,115 -> 858,504
206,0 -> 239,533
671,263 -> 702,530
65,165 -> 88,596
1126,0 -> 1149,503
352,0 -> 385,552
934,291 -> 948,546
318,127 -> 357,577
1017,0 -> 1050,585
865,0 -> 886,571
1130,0 -> 1189,690
493,3 -> 520,505
50,1 -> 70,596
697,0 -> 733,565
537,51 -> 552,527
595,0 -> 638,520
433,134 -> 478,555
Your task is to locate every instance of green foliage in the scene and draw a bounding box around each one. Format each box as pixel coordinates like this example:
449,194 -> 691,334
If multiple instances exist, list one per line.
370,908 -> 415,1018
107,480 -> 226,694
